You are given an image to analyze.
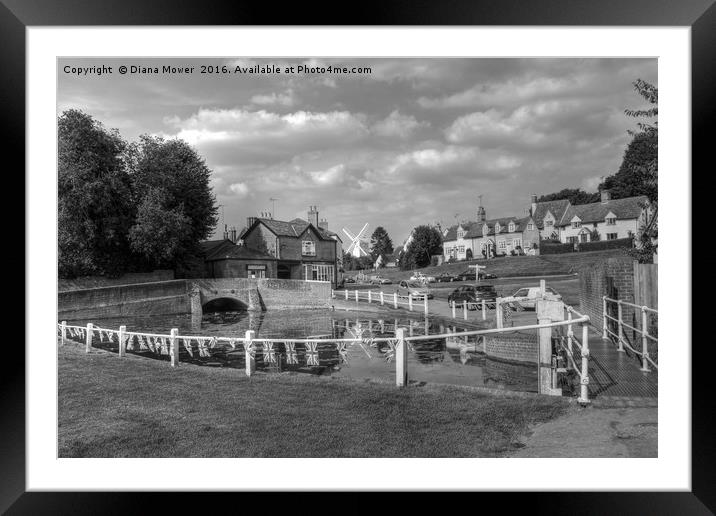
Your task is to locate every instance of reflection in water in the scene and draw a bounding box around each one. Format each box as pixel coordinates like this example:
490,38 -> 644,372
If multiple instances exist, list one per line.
65,308 -> 537,393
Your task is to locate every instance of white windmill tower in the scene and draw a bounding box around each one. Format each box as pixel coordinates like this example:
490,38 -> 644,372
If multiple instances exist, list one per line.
343,223 -> 370,258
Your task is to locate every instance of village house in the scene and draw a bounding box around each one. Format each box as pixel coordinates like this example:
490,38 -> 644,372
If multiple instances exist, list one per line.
442,190 -> 650,260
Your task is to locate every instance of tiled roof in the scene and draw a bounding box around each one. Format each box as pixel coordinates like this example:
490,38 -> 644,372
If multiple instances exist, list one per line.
531,199 -> 571,228
200,239 -> 229,254
444,216 -> 533,242
253,217 -> 341,241
205,244 -> 277,261
558,196 -> 648,226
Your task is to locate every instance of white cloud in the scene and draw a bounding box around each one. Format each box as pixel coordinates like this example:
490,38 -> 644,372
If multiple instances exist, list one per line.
308,164 -> 348,186
229,182 -> 250,198
250,89 -> 296,107
371,110 -> 429,139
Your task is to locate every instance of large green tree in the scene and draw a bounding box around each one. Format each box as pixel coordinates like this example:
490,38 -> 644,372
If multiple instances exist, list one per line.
369,226 -> 394,265
537,188 -> 599,205
400,226 -> 443,270
58,109 -> 135,277
128,135 -> 219,275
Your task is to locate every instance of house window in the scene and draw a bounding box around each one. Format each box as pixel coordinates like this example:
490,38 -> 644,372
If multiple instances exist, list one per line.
483,224 -> 489,235
302,240 -> 316,256
606,217 -> 616,225
246,264 -> 267,279
494,223 -> 501,233
567,236 -> 578,244
508,223 -> 515,232
527,223 -> 534,231
572,221 -> 581,229
457,230 -> 464,239
513,239 -> 522,248
545,220 -> 553,227
607,233 -> 618,240
498,240 -> 506,250
304,264 -> 334,282
458,245 -> 465,254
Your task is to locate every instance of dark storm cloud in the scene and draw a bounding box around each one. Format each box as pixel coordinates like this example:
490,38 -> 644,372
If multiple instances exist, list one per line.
58,57 -> 656,246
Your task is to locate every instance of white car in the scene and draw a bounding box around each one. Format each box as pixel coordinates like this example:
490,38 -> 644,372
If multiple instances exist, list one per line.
511,287 -> 562,309
409,272 -> 436,283
396,280 -> 434,300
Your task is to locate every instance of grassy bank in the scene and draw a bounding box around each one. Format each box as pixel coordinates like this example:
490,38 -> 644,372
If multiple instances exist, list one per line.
59,343 -> 569,458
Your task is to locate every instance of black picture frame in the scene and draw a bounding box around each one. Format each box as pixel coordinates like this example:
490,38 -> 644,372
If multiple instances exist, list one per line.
5,0 -> 711,512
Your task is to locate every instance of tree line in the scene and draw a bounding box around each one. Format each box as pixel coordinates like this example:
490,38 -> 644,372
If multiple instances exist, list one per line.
58,109 -> 219,278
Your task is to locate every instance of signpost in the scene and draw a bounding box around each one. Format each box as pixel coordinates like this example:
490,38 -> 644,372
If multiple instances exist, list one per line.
468,264 -> 486,285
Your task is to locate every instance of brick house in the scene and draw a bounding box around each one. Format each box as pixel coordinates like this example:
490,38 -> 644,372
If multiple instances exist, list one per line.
241,206 -> 342,286
200,238 -> 278,279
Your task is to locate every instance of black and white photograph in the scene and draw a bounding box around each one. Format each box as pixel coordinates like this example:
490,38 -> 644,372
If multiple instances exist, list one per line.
56,56 -> 660,459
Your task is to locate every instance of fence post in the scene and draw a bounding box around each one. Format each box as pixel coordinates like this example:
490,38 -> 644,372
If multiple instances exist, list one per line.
395,328 -> 407,387
424,296 -> 429,315
463,302 -> 468,321
566,311 -> 573,356
408,294 -> 413,311
380,291 -> 384,305
496,298 -> 503,329
482,299 -> 487,320
641,307 -> 651,372
540,279 -> 546,296
538,317 -> 558,395
602,296 -> 608,339
579,322 -> 590,405
355,290 -> 359,303
617,300 -> 625,352
368,290 -> 372,304
60,321 -> 67,346
170,328 -> 179,367
451,301 -> 456,319
85,323 -> 93,353
345,289 -> 348,300
118,325 -> 126,358
245,330 -> 256,377
393,292 -> 398,309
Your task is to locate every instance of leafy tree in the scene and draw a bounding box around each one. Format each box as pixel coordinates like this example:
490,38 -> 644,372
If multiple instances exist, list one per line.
537,188 -> 599,205
400,225 -> 443,269
128,136 -> 219,275
58,109 -> 135,277
369,226 -> 394,265
342,250 -> 355,272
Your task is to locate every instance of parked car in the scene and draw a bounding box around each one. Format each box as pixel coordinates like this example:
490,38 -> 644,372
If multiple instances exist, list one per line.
447,285 -> 498,309
511,286 -> 562,310
370,276 -> 392,285
455,269 -> 497,281
435,272 -> 458,282
396,280 -> 434,299
344,277 -> 356,284
409,272 -> 436,283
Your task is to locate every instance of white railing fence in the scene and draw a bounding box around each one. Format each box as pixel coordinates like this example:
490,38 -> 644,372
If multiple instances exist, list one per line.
602,296 -> 658,372
334,288 -> 431,314
58,302 -> 592,404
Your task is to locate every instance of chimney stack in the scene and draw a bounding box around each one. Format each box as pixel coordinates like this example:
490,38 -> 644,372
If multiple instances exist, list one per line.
318,218 -> 328,230
223,224 -> 229,240
530,194 -> 538,216
246,216 -> 256,229
308,205 -> 319,227
600,189 -> 611,203
229,226 -> 237,243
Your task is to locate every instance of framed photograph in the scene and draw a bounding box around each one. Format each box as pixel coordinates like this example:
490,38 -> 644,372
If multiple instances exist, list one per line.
7,0 -> 710,511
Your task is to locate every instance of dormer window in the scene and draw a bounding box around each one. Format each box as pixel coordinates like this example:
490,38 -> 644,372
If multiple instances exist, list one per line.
545,220 -> 553,227
457,229 -> 465,239
494,223 -> 501,233
527,223 -> 534,231
606,217 -> 616,225
508,222 -> 515,232
483,224 -> 489,235
572,221 -> 582,229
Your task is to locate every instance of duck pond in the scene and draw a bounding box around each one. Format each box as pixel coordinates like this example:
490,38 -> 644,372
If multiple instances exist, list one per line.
65,308 -> 539,393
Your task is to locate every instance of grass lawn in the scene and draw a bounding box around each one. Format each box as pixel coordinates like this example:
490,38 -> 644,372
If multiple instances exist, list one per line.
59,343 -> 570,458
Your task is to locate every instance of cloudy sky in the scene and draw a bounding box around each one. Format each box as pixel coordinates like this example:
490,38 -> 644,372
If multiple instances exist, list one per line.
58,57 -> 656,247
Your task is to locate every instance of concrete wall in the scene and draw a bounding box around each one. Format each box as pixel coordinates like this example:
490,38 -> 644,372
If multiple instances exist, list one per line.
58,279 -> 190,320
484,333 -> 538,363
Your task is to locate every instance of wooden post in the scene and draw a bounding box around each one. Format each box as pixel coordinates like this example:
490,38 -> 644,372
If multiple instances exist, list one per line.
538,318 -> 559,396
463,302 -> 468,320
641,307 -> 651,372
380,291 -> 384,305
345,289 -> 348,300
617,300 -> 625,352
496,298 -> 503,329
482,299 -> 487,320
424,295 -> 429,315
579,322 -> 590,405
393,292 -> 398,309
170,328 -> 179,367
540,279 -> 546,296
408,294 -> 413,311
368,290 -> 372,304
395,328 -> 407,387
245,330 -> 256,377
355,290 -> 359,303
60,321 -> 67,346
567,311 -> 573,356
602,296 -> 608,339
118,325 -> 126,358
451,301 -> 456,319
85,323 -> 93,353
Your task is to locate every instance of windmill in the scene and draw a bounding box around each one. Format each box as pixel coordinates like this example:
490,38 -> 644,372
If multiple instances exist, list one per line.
343,223 -> 369,258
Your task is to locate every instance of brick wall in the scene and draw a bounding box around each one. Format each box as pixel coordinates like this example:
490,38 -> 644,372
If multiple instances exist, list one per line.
208,259 -> 278,279
483,332 -> 539,363
579,256 -> 636,333
58,270 -> 175,292
278,226 -> 337,263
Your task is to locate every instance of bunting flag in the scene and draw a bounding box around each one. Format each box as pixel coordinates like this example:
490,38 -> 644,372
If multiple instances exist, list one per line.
126,334 -> 135,351
263,342 -> 276,363
107,331 -> 116,343
197,338 -> 211,357
146,336 -> 156,353
227,338 -> 236,350
362,336 -> 377,349
355,340 -> 373,359
182,338 -> 194,357
383,339 -> 397,363
159,337 -> 169,355
285,341 -> 298,365
208,337 -> 218,349
336,342 -> 349,363
305,341 -> 319,366
245,342 -> 256,359
138,335 -> 149,351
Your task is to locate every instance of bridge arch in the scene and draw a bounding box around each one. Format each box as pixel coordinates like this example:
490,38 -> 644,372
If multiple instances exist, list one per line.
201,297 -> 249,312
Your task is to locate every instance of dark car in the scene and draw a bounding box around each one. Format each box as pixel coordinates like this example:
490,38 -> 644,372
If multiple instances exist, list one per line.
344,277 -> 356,284
447,285 -> 498,309
456,269 -> 497,281
435,272 -> 458,282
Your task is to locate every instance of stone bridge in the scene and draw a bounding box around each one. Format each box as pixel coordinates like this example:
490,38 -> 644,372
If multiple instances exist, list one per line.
58,278 -> 332,320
